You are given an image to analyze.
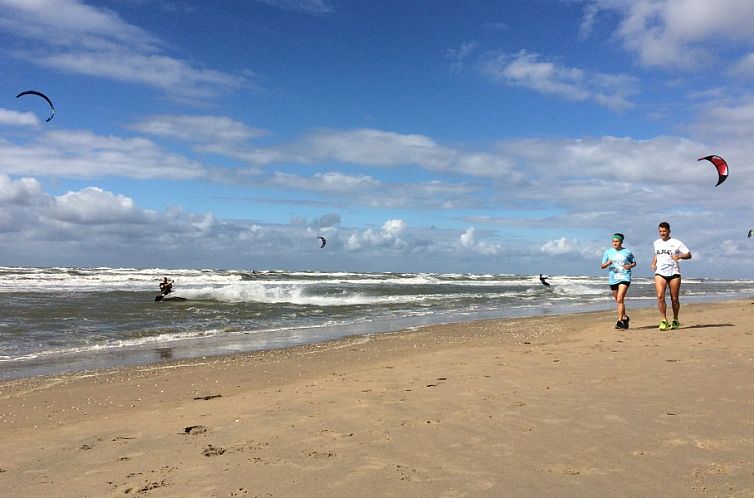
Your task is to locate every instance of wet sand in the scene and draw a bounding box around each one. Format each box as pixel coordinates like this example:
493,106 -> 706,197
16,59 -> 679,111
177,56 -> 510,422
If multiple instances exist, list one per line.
1,300 -> 753,497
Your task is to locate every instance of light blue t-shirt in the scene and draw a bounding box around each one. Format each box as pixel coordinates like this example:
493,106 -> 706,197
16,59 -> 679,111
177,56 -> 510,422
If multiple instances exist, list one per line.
602,248 -> 635,285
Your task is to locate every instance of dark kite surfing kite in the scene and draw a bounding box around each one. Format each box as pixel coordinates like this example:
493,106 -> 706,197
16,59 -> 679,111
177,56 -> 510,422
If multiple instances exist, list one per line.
16,90 -> 55,122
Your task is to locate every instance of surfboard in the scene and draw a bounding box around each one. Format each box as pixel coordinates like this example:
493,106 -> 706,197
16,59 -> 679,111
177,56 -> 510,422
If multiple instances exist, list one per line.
155,295 -> 187,302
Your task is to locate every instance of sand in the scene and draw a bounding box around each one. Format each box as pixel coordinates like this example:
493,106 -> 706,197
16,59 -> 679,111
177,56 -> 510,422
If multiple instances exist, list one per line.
1,300 -> 753,497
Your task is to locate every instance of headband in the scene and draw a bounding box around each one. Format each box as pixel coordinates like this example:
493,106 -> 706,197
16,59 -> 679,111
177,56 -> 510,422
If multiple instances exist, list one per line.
612,233 -> 624,242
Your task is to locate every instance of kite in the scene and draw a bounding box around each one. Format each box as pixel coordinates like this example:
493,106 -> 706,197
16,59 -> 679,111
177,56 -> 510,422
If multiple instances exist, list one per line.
749,229 -> 753,239
16,90 -> 55,122
697,155 -> 728,187
317,236 -> 326,248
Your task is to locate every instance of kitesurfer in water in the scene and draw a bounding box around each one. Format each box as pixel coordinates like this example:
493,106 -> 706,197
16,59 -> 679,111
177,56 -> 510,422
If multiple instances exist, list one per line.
650,222 -> 691,331
539,274 -> 551,287
159,277 -> 174,296
601,233 -> 636,330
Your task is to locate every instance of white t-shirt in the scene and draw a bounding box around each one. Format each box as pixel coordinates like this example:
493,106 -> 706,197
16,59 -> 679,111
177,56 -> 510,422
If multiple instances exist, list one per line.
653,237 -> 690,277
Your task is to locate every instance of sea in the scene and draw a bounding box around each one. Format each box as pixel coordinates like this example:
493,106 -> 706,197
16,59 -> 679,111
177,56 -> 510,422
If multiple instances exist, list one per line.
1,266 -> 753,381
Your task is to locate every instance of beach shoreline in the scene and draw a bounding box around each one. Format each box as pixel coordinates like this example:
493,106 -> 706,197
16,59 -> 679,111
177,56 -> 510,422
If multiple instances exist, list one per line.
2,299 -> 753,496
3,266 -> 752,383
1,291 -> 744,383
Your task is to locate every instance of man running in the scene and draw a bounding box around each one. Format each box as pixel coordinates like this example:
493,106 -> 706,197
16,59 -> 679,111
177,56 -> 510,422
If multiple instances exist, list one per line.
650,222 -> 691,331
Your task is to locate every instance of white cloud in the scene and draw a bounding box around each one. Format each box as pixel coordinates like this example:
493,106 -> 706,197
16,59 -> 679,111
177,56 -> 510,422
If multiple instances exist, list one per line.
541,237 -> 581,255
52,187 -> 152,224
346,219 -> 407,251
262,172 -> 480,210
0,0 -> 159,50
124,123 -> 526,184
40,52 -> 245,99
130,115 -> 268,144
497,134 -> 703,186
382,219 -> 406,237
480,50 -> 637,111
0,174 -> 45,205
0,0 -> 246,98
302,128 -> 448,167
251,0 -> 334,15
249,128 -> 525,181
460,227 -> 500,255
583,0 -> 754,68
692,97 -> 754,141
0,177 -> 263,265
0,130 -> 206,180
0,108 -> 40,127
269,171 -> 381,193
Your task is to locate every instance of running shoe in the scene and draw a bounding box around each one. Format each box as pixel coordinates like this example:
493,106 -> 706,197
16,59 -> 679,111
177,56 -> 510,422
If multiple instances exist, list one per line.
658,320 -> 670,331
623,316 -> 630,329
615,321 -> 626,329
671,320 -> 680,330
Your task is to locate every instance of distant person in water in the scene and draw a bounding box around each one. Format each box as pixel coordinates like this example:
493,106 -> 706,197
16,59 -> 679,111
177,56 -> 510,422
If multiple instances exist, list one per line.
159,277 -> 173,296
601,233 -> 636,330
539,274 -> 551,287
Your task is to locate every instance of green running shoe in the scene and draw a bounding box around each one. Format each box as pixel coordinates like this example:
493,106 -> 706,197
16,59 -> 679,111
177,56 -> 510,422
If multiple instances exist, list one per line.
659,320 -> 670,331
671,320 -> 680,330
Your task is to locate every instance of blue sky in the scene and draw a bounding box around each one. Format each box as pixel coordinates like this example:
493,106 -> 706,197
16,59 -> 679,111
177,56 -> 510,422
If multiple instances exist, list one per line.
1,0 -> 753,277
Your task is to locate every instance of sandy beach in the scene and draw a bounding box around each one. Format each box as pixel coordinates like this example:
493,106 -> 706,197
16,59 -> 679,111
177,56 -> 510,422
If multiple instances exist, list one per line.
1,299 -> 753,497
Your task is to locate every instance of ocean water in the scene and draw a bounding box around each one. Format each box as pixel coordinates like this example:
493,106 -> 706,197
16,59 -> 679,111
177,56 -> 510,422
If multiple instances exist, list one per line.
1,267 -> 752,380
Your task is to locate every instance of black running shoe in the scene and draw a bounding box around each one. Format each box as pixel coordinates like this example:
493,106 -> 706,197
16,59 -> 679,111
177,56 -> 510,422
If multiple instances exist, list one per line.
615,321 -> 626,329
623,316 -> 630,329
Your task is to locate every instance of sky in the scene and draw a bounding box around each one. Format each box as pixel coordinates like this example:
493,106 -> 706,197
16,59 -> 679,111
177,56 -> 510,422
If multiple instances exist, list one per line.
1,0 -> 753,277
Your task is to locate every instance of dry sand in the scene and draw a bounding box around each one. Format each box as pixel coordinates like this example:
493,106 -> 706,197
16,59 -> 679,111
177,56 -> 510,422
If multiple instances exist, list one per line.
1,300 -> 753,497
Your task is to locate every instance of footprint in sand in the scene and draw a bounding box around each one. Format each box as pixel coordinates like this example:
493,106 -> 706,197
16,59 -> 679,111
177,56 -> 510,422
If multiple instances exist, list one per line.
202,445 -> 226,457
193,394 -> 222,400
184,425 -> 208,435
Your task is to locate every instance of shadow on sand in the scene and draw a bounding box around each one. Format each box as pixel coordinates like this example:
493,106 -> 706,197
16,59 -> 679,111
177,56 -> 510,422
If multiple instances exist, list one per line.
633,323 -> 734,331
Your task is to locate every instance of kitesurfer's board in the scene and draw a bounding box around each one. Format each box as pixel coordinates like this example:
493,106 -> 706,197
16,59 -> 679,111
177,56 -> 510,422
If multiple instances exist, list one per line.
155,295 -> 187,302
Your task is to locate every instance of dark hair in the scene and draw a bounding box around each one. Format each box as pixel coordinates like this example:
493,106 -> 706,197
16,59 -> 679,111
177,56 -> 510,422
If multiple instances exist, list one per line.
658,221 -> 670,230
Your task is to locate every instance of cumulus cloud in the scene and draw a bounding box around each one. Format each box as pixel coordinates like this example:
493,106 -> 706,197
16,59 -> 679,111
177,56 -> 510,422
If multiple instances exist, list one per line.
0,0 -> 246,98
0,177 -> 158,237
0,174 -> 45,205
460,227 -> 500,255
346,219 -> 407,251
0,176 -> 449,269
541,237 -> 581,255
0,176 -> 267,265
52,187 -> 152,224
0,108 -> 40,127
581,0 -> 754,69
